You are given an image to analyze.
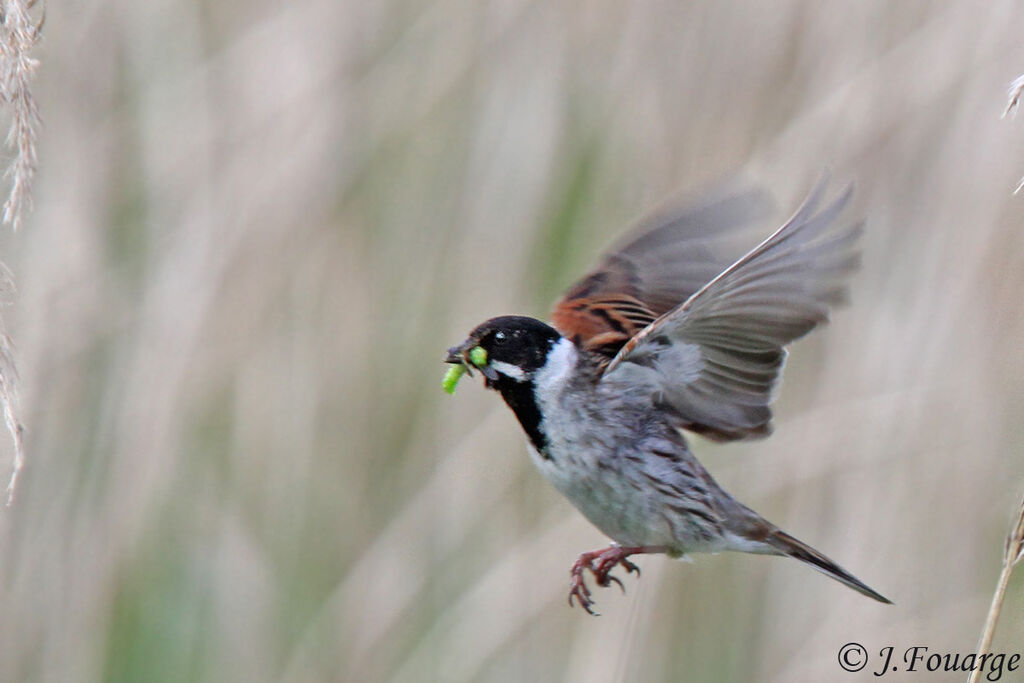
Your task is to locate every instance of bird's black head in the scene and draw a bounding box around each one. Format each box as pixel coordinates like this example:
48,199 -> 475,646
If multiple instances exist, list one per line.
445,316 -> 564,454
445,315 -> 563,389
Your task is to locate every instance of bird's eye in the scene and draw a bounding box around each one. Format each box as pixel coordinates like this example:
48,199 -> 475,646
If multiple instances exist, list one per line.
493,331 -> 507,344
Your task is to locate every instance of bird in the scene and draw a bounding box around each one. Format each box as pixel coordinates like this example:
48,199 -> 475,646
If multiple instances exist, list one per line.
443,179 -> 890,614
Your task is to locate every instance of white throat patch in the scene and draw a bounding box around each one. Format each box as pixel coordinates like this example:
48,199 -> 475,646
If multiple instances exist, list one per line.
490,360 -> 526,381
533,337 -> 577,395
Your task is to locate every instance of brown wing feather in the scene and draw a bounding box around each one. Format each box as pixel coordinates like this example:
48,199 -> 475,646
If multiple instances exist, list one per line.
551,291 -> 657,358
550,185 -> 772,362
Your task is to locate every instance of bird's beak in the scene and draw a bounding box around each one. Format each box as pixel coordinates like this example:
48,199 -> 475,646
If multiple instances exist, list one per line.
444,345 -> 466,366
444,340 -> 498,381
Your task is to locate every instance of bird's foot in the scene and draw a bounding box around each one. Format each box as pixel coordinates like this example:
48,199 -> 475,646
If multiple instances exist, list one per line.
567,544 -> 646,616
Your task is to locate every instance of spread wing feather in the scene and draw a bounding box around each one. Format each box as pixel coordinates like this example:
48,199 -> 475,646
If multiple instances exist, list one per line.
550,185 -> 773,361
602,181 -> 860,442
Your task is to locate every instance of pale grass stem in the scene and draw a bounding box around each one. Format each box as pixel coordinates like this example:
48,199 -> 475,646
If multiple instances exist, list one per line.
966,495 -> 1024,683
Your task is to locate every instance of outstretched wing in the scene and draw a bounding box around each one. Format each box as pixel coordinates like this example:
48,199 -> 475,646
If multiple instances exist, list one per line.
602,181 -> 861,442
550,185 -> 773,362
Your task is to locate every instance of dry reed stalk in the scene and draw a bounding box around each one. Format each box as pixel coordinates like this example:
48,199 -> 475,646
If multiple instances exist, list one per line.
962,72 -> 1024,683
966,495 -> 1024,683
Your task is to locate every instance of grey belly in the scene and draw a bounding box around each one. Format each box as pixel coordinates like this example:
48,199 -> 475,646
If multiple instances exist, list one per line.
527,441 -> 719,553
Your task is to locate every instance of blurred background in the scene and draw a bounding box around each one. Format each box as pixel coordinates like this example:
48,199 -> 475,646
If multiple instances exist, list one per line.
0,1 -> 1022,681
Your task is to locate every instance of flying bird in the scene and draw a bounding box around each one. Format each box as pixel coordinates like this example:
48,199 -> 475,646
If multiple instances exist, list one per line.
444,180 -> 890,614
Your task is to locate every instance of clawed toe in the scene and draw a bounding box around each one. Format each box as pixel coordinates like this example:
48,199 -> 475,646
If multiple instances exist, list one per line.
567,545 -> 649,614
601,572 -> 625,592
568,575 -> 598,615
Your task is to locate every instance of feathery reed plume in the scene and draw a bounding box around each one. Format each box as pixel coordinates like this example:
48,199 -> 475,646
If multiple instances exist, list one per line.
1003,74 -> 1024,194
1002,75 -> 1024,118
0,330 -> 21,505
0,0 -> 37,503
966,494 -> 1024,683
0,0 -> 41,230
0,262 -> 21,505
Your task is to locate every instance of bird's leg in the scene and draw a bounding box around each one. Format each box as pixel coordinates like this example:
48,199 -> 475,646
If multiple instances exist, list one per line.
568,544 -> 665,615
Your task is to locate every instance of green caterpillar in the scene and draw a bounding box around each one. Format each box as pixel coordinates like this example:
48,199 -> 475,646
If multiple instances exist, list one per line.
442,365 -> 466,394
442,346 -> 488,394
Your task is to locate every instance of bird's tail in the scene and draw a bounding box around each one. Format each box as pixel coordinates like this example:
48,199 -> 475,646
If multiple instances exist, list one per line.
763,528 -> 892,604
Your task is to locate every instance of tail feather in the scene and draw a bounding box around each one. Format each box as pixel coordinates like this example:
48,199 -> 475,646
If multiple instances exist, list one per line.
766,529 -> 892,604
